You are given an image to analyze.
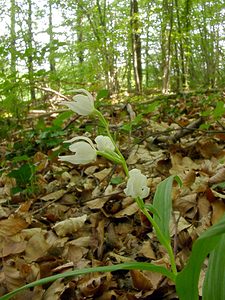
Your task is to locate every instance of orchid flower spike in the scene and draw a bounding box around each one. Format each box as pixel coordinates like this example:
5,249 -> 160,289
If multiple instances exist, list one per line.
61,89 -> 95,116
124,169 -> 150,199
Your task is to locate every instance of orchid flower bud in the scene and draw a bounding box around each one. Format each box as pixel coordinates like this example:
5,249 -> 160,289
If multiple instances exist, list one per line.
58,136 -> 97,165
95,135 -> 115,152
124,169 -> 150,199
61,89 -> 95,116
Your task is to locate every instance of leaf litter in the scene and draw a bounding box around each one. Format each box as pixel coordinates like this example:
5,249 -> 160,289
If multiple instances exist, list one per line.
0,93 -> 225,299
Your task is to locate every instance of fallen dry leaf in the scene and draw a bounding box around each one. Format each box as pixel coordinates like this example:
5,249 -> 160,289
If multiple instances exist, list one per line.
53,214 -> 87,237
0,215 -> 29,237
209,167 -> 225,184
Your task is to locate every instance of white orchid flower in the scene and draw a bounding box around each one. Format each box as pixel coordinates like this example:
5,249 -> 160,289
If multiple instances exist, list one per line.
95,135 -> 115,152
61,89 -> 95,116
58,136 -> 97,165
59,135 -> 121,165
124,169 -> 150,199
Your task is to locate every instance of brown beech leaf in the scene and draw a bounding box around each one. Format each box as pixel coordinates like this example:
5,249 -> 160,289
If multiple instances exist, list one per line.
113,201 -> 139,218
0,215 -> 29,237
173,193 -> 197,217
2,259 -> 26,292
93,168 -> 112,181
40,189 -> 66,202
182,170 -> 196,187
211,200 -> 225,224
209,167 -> 225,184
53,214 -> 87,237
138,240 -> 156,259
24,232 -> 50,263
130,270 -> 154,291
1,237 -> 27,257
77,272 -> 112,297
197,195 -> 211,219
42,279 -> 66,300
196,140 -> 222,158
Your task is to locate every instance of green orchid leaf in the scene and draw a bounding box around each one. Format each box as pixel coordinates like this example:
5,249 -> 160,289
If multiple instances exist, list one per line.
176,213 -> 225,300
153,175 -> 176,243
1,262 -> 175,300
202,232 -> 225,300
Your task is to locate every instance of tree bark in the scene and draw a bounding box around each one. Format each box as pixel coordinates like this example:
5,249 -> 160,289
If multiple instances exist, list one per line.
27,0 -> 36,100
10,0 -> 16,76
130,0 -> 142,94
48,0 -> 56,73
161,0 -> 173,94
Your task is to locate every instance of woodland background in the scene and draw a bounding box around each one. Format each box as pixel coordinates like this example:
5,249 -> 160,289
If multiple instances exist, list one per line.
0,0 -> 225,113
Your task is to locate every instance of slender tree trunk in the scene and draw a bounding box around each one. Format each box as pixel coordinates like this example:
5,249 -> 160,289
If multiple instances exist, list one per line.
174,0 -> 185,90
10,0 -> 16,76
130,0 -> 142,94
145,3 -> 151,88
182,0 -> 191,90
27,0 -> 36,100
161,0 -> 173,94
48,0 -> 56,73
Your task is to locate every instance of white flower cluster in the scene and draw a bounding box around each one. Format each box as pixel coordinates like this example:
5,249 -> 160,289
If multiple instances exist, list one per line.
58,135 -> 115,165
60,89 -> 150,200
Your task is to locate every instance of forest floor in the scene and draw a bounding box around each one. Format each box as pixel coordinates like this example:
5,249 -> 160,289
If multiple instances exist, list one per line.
0,90 -> 225,300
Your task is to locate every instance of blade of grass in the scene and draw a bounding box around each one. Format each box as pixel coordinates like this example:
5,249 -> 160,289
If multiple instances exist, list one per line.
1,261 -> 175,300
176,213 -> 225,300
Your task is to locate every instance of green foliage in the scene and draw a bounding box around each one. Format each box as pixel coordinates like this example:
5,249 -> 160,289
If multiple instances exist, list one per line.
110,176 -> 124,185
213,101 -> 225,120
8,162 -> 36,195
121,114 -> 144,133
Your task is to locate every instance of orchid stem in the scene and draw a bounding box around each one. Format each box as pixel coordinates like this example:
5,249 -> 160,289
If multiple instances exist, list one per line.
94,109 -> 129,177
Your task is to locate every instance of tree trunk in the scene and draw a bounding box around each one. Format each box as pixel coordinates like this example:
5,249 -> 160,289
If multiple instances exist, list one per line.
161,0 -> 173,94
10,0 -> 16,76
48,0 -> 56,73
27,0 -> 36,101
130,0 -> 142,94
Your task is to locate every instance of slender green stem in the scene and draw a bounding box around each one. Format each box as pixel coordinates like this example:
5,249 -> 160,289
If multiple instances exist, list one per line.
142,205 -> 177,275
94,109 -> 129,177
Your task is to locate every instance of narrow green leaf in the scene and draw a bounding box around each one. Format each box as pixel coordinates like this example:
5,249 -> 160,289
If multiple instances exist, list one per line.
202,233 -> 225,300
153,175 -> 175,242
176,213 -> 225,300
0,262 -> 175,300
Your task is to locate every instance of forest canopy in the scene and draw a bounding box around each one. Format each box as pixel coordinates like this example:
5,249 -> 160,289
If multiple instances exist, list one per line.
0,0 -> 224,112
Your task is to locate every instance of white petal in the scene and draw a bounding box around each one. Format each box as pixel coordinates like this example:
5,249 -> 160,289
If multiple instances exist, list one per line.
64,136 -> 95,149
72,89 -> 94,100
95,135 -> 115,151
69,141 -> 96,162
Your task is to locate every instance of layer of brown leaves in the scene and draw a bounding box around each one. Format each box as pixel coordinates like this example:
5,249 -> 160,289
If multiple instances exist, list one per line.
0,94 -> 225,299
